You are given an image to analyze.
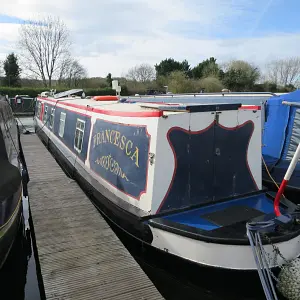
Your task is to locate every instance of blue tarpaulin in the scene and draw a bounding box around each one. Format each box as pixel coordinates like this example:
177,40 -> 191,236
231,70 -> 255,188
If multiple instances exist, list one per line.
262,95 -> 291,166
262,89 -> 300,188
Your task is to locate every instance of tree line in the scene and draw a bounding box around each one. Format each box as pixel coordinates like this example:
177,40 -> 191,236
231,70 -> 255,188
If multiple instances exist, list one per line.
0,15 -> 299,95
122,57 -> 299,94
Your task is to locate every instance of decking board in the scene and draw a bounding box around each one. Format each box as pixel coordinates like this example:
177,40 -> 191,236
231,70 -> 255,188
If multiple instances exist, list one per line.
22,133 -> 163,300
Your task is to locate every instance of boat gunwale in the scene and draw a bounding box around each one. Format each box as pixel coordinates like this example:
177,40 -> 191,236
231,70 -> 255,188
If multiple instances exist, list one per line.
148,202 -> 300,246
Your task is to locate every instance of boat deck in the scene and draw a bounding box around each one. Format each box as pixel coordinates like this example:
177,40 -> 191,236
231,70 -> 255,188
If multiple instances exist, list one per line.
21,133 -> 163,300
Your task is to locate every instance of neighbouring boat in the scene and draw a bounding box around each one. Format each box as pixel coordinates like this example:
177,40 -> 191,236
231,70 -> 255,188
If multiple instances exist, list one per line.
34,90 -> 300,294
0,95 -> 26,269
262,89 -> 300,203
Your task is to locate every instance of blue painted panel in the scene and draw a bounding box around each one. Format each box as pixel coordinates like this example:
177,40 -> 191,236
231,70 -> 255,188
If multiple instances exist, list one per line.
89,119 -> 150,199
162,193 -> 275,231
43,103 -> 54,130
54,107 -> 91,161
158,121 -> 256,213
44,105 -> 91,162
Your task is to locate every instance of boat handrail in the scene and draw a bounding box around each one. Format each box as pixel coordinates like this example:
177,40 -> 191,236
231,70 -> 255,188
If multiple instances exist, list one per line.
282,101 -> 300,107
128,92 -> 277,98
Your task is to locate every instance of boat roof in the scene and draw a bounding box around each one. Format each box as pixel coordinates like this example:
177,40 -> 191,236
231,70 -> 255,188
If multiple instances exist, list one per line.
38,93 -> 264,117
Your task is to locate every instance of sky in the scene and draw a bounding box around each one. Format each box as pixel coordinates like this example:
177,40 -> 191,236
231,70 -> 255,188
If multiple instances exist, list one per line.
0,0 -> 300,77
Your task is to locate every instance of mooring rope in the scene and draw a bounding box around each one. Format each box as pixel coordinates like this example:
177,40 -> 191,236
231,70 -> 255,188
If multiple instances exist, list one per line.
246,221 -> 279,300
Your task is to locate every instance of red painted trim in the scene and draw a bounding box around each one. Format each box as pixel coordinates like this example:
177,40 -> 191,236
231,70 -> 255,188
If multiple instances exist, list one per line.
92,107 -> 163,117
37,97 -> 163,118
36,99 -> 153,199
239,105 -> 261,110
274,179 -> 288,216
156,119 -> 258,213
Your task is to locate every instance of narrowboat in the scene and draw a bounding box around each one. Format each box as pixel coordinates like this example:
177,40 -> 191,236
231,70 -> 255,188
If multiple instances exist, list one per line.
0,96 -> 25,269
34,90 -> 300,290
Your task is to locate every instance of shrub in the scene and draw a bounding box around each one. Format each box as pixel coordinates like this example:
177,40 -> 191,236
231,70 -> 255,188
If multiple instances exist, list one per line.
198,77 -> 224,92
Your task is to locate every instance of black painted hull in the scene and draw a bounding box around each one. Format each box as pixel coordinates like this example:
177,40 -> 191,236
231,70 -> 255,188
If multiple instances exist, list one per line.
36,126 -> 282,299
0,203 -> 23,269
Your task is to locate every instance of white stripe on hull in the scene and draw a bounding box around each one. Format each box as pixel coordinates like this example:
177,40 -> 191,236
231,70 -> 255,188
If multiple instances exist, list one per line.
150,226 -> 300,270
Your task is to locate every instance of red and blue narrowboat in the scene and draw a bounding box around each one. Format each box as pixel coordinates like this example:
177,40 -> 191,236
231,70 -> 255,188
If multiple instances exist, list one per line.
33,90 -> 300,295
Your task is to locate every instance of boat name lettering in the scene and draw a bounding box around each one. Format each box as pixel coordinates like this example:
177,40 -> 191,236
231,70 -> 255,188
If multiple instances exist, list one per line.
95,154 -> 129,182
93,129 -> 139,167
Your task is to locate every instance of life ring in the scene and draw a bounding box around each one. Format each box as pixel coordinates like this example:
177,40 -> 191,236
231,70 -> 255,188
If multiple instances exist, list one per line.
93,95 -> 118,101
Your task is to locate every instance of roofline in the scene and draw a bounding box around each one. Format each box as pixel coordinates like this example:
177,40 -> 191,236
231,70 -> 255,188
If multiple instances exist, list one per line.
127,92 -> 277,98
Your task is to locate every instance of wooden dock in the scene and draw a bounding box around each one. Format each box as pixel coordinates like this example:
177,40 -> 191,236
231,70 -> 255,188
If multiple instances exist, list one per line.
21,133 -> 163,300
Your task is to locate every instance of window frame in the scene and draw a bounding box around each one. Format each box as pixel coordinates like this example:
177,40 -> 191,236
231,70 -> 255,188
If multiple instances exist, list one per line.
36,102 -> 40,117
49,108 -> 55,129
74,118 -> 86,153
58,112 -> 66,138
43,105 -> 48,123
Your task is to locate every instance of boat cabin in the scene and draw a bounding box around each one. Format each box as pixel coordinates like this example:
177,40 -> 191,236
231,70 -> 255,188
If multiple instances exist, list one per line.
35,91 -> 262,216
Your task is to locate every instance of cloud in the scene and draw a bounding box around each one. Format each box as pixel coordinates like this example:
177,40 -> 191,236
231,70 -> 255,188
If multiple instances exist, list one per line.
0,0 -> 300,77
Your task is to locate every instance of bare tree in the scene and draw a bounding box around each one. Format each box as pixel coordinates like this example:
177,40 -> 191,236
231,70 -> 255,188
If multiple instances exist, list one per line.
266,57 -> 300,86
18,16 -> 71,87
58,57 -> 87,88
126,64 -> 155,82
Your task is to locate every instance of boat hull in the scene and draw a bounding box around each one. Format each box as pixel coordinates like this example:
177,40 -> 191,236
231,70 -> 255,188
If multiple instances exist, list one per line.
0,200 -> 23,269
0,96 -> 25,270
35,124 -> 300,271
35,124 -> 277,299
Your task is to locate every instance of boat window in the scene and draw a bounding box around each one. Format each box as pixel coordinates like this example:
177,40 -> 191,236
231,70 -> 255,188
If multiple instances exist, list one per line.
49,108 -> 55,129
44,105 -> 48,122
38,102 -> 42,117
36,102 -> 40,117
74,119 -> 85,153
59,112 -> 66,137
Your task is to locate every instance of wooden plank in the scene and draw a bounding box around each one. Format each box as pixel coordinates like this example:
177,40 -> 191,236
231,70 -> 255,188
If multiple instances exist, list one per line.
22,134 -> 163,300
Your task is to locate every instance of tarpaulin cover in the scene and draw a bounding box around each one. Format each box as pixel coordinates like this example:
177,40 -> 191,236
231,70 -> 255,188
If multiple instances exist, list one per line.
262,96 -> 291,166
264,160 -> 300,188
284,108 -> 299,160
262,90 -> 300,188
263,90 -> 300,161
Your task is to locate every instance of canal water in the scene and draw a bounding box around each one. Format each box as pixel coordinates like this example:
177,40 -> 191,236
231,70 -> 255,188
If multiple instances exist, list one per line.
0,117 -> 265,300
